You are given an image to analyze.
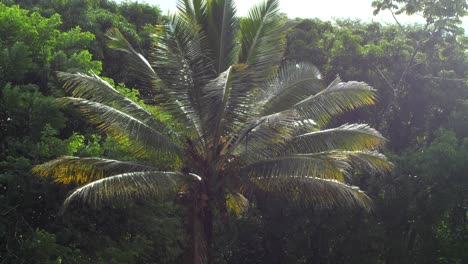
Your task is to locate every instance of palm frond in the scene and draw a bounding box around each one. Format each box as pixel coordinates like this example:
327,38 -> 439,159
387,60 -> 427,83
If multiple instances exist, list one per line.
59,98 -> 182,159
221,65 -> 264,135
202,64 -> 272,149
241,154 -> 349,182
206,0 -> 239,73
33,156 -> 157,184
339,150 -> 393,175
151,17 -> 215,143
292,76 -> 377,126
286,123 -> 386,154
57,72 -> 177,138
247,176 -> 372,210
63,171 -> 189,209
177,0 -> 207,22
258,62 -> 322,115
222,110 -> 297,157
200,66 -> 233,144
226,192 -> 249,215
106,28 -> 160,96
226,111 -> 299,161
239,0 -> 284,77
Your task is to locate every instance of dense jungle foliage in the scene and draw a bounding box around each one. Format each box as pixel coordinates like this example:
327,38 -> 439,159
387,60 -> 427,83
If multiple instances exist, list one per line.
0,0 -> 466,263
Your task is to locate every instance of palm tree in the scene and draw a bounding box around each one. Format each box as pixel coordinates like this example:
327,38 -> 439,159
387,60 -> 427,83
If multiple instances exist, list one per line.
33,0 -> 391,263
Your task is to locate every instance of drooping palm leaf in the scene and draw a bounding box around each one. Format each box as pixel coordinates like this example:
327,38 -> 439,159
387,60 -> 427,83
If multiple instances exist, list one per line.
259,62 -> 322,115
292,76 -> 377,126
339,150 -> 393,175
286,123 -> 386,154
219,63 -> 322,160
247,176 -> 372,210
105,28 -> 163,102
62,171 -> 189,209
241,154 -> 349,182
57,72 -> 178,138
225,192 -> 249,215
59,97 -> 182,159
223,110 -> 299,159
33,156 -> 157,184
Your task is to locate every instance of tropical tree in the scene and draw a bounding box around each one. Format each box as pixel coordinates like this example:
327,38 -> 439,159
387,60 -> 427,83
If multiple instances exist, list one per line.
33,0 -> 391,263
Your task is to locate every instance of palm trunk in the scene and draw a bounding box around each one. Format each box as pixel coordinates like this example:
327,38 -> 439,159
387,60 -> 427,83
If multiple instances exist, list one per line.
190,194 -> 213,264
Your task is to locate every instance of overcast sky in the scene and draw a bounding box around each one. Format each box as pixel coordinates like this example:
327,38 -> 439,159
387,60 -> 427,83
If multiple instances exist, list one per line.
118,0 -> 467,31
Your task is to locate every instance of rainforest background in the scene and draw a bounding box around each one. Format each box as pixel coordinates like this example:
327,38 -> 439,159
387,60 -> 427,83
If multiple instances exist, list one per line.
0,0 -> 466,263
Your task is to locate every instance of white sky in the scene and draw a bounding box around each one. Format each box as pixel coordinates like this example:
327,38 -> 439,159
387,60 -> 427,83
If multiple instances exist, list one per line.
119,0 -> 468,31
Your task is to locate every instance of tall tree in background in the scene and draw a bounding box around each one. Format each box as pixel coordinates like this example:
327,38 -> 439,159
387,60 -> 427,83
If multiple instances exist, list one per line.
33,0 -> 391,263
371,0 -> 468,150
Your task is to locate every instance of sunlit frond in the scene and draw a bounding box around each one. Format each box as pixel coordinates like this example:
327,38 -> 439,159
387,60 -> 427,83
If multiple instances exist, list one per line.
223,110 -> 298,159
239,0 -> 284,77
248,176 -> 372,210
286,123 -> 386,154
33,156 -> 157,184
292,76 -> 377,126
226,192 -> 250,215
241,154 -> 349,182
259,62 -> 322,115
340,150 -> 393,175
63,171 -> 188,209
227,111 -> 299,161
59,97 -> 182,159
57,72 -> 177,138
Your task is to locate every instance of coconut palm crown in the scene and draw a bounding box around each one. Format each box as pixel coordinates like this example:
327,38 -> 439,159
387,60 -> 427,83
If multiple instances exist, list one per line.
33,0 -> 391,263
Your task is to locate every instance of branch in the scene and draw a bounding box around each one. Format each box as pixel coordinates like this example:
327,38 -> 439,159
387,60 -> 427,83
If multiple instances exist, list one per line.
373,65 -> 396,97
389,7 -> 417,45
0,205 -> 18,216
417,75 -> 466,82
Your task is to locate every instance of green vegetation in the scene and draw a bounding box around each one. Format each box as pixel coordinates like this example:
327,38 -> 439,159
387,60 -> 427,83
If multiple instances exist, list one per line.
1,0 -> 466,263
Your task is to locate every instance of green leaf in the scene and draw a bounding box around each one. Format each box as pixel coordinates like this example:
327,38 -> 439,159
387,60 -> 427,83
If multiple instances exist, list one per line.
206,0 -> 239,73
247,176 -> 372,210
33,156 -> 158,184
105,28 -> 160,98
241,153 -> 348,182
239,0 -> 284,77
226,192 -> 250,215
293,76 -> 377,126
57,72 -> 177,138
59,97 -> 182,159
151,18 -> 214,142
63,171 -> 187,209
339,150 -> 393,175
259,62 -> 322,115
287,123 -> 386,154
200,66 -> 233,144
